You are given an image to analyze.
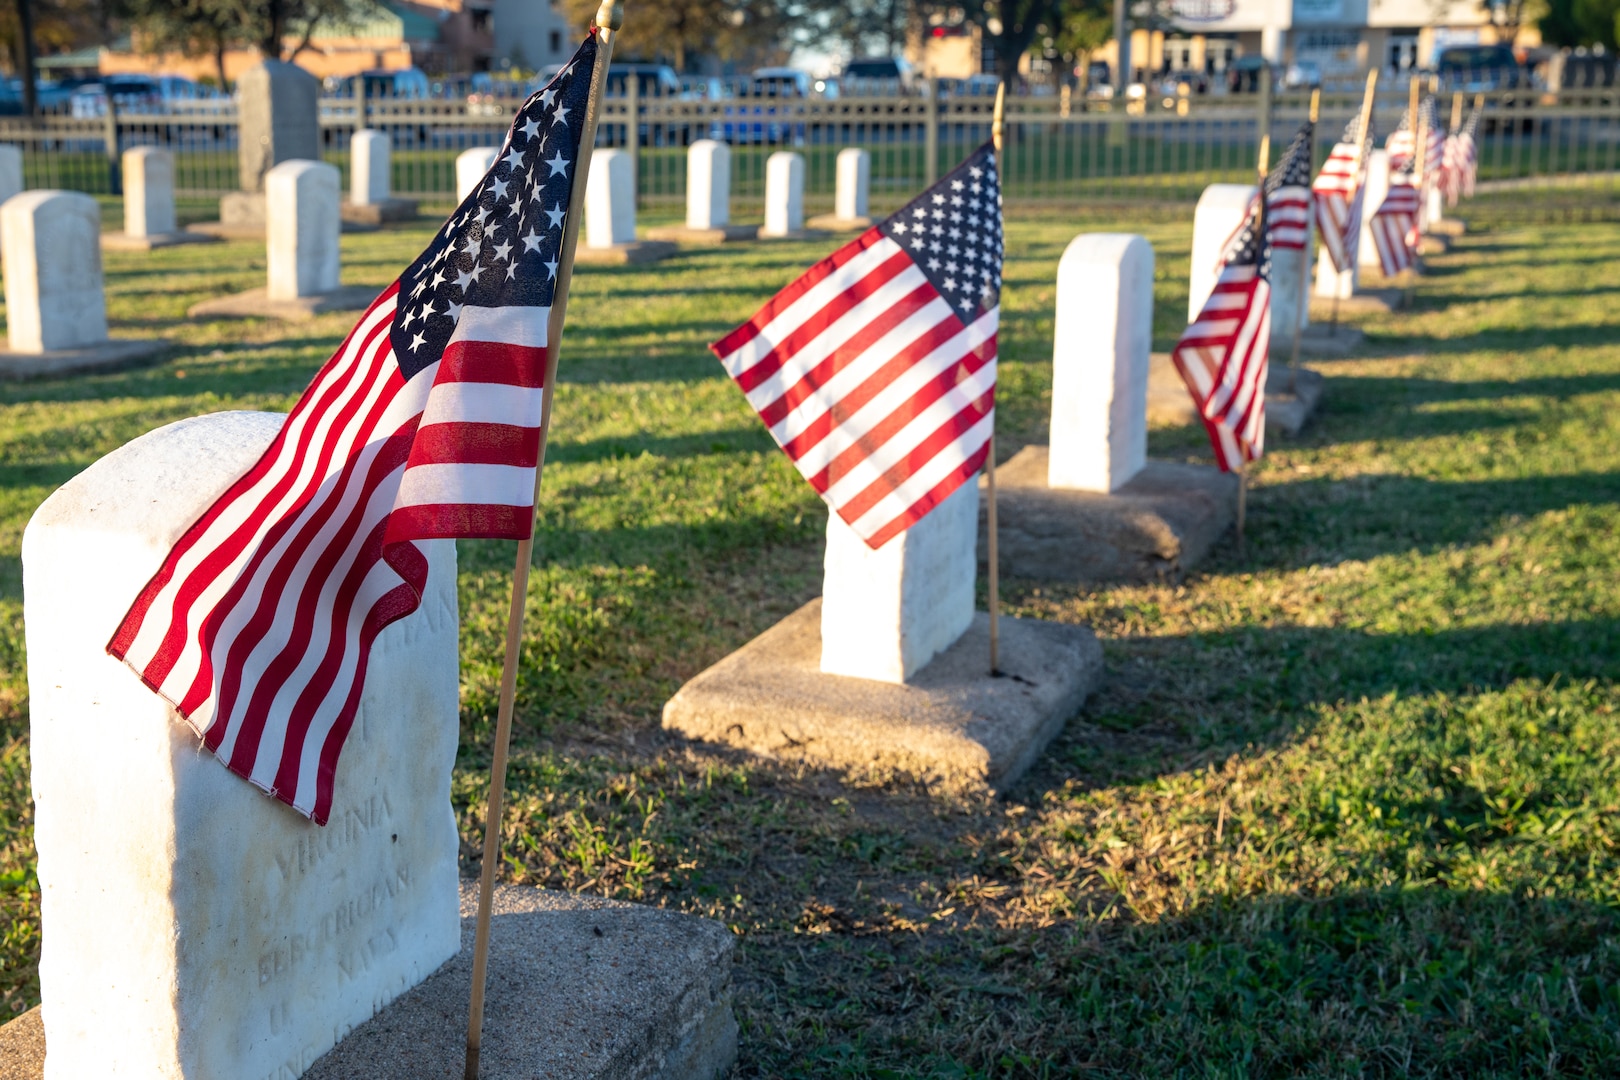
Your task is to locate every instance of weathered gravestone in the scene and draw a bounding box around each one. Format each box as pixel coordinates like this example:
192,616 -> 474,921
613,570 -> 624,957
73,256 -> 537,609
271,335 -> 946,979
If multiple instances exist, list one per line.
576,147 -> 674,265
103,146 -> 218,251
0,190 -> 166,376
759,151 -> 817,239
343,129 -> 418,225
646,140 -> 756,243
809,147 -> 872,231
5,411 -> 740,1080
664,475 -> 1101,792
1179,188 -> 1326,433
190,159 -> 375,320
199,61 -> 321,239
456,146 -> 499,203
991,233 -> 1239,581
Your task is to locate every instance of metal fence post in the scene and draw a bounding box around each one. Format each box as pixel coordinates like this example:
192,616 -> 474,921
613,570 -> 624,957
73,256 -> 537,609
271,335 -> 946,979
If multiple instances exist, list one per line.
104,95 -> 120,196
626,71 -> 639,208
925,76 -> 939,185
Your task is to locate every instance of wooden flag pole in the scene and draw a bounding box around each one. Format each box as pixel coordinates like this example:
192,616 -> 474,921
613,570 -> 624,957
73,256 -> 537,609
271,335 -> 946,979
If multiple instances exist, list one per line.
986,80 -> 1005,677
1451,91 -> 1464,134
1287,88 -> 1319,394
463,4 -> 621,1077
1238,133 -> 1269,560
1407,73 -> 1423,299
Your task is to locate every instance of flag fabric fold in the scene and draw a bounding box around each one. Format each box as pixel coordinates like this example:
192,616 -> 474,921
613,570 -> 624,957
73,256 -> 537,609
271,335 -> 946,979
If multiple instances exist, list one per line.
1312,112 -> 1372,274
711,144 -> 1004,550
1265,120 -> 1314,252
108,32 -> 603,825
1370,163 -> 1420,277
1171,191 -> 1272,472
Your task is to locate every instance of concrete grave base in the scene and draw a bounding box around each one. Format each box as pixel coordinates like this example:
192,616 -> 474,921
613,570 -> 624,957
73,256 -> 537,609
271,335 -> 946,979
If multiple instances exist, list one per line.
192,220 -> 378,241
806,213 -> 874,231
189,284 -> 380,321
644,224 -> 758,244
663,598 -> 1101,792
574,239 -> 678,265
1147,353 -> 1326,437
1308,286 -> 1405,318
100,230 -> 220,251
1417,234 -> 1450,256
0,883 -> 737,1080
341,197 -> 419,226
1427,217 -> 1466,237
196,194 -> 378,240
1295,322 -> 1365,357
0,338 -> 168,379
982,447 -> 1237,583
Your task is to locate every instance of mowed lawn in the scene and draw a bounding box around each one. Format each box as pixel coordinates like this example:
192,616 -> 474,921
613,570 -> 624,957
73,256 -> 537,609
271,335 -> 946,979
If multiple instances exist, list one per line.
0,203 -> 1617,1077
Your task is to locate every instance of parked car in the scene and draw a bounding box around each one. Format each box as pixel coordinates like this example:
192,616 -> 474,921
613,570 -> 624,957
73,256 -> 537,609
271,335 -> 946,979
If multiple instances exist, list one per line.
464,71 -> 533,116
936,74 -> 1002,97
71,75 -> 224,117
0,78 -> 74,115
1557,48 -> 1617,89
1437,45 -> 1525,92
840,56 -> 912,95
1226,55 -> 1279,93
1283,60 -> 1322,88
604,63 -> 681,98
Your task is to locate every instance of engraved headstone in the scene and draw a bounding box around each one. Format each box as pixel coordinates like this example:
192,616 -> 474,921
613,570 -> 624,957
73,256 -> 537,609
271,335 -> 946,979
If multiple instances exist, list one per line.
1,190 -> 107,352
267,159 -> 340,301
456,147 -> 499,202
686,140 -> 730,230
835,147 -> 870,222
237,61 -> 321,195
760,151 -> 805,238
25,411 -> 461,1078
1048,234 -> 1152,493
0,145 -> 23,209
123,146 -> 176,238
1187,183 -> 1256,322
351,129 -> 392,206
819,480 -> 978,684
585,147 -> 636,248
1357,149 -> 1391,272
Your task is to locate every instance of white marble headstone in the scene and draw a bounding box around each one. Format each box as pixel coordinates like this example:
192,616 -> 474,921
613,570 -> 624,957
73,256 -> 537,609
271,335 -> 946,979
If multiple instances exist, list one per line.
820,480 -> 978,685
351,129 -> 391,206
1048,233 -> 1153,493
686,140 -> 730,230
1314,226 -> 1359,299
762,151 -> 805,237
25,411 -> 461,1079
1268,223 -> 1312,357
835,147 -> 870,222
123,146 -> 177,239
266,159 -> 340,301
456,147 -> 498,203
1,190 -> 107,352
0,145 -> 23,209
1357,149 -> 1391,271
1187,183 -> 1256,322
585,147 -> 636,248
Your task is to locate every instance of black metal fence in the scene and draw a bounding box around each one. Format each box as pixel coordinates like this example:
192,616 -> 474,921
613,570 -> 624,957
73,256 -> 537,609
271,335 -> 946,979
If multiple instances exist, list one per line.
0,86 -> 1613,218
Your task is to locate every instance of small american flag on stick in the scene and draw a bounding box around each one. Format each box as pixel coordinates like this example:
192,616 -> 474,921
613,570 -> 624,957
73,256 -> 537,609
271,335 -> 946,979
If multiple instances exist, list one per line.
712,144 -> 1004,550
1171,190 -> 1272,472
1264,121 -> 1314,251
1312,112 -> 1373,274
1370,163 -> 1420,277
108,33 -> 603,825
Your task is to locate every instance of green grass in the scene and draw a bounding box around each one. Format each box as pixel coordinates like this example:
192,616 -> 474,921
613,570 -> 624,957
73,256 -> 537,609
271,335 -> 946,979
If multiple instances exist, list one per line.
0,203 -> 1618,1077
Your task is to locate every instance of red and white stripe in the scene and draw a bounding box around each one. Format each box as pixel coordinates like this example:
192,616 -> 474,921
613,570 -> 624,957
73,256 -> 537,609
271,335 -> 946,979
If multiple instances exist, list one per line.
1171,265 -> 1271,471
108,288 -> 547,823
1371,180 -> 1420,277
1267,184 -> 1312,250
1312,141 -> 1364,272
711,228 -> 996,550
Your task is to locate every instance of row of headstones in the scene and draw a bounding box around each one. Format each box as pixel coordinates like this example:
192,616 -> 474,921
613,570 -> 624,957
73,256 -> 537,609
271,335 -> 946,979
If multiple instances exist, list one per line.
452,141 -> 875,252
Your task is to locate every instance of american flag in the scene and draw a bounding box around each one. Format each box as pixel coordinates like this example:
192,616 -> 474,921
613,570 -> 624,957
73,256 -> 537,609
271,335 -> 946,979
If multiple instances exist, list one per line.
1388,98 -> 1444,184
1265,120 -> 1314,250
1370,161 -> 1420,276
711,144 -> 1003,550
1312,112 -> 1373,273
107,34 -> 602,824
1170,192 -> 1271,472
1447,106 -> 1481,202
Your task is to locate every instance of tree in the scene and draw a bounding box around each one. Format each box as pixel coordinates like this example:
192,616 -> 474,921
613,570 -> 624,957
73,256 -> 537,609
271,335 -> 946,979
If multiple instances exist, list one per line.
1053,0 -> 1112,87
0,0 -> 105,115
123,0 -> 371,87
557,0 -> 795,71
1540,0 -> 1620,49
